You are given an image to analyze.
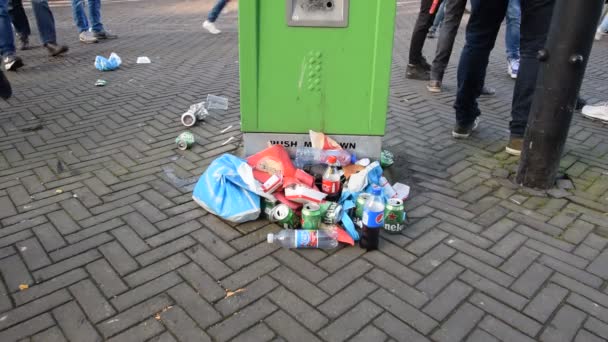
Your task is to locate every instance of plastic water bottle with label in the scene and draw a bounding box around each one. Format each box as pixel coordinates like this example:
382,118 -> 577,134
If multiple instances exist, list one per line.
360,186 -> 384,251
267,229 -> 338,249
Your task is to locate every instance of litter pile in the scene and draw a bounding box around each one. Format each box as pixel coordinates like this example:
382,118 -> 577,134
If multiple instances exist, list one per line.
191,130 -> 410,251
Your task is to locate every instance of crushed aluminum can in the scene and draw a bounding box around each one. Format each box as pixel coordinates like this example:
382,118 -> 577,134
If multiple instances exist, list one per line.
380,150 -> 394,168
319,202 -> 343,225
94,79 -> 107,87
175,131 -> 195,150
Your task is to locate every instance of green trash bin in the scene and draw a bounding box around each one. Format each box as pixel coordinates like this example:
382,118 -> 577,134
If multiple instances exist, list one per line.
239,0 -> 396,158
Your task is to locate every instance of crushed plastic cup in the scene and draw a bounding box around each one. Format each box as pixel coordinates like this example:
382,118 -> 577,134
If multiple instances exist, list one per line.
206,94 -> 228,110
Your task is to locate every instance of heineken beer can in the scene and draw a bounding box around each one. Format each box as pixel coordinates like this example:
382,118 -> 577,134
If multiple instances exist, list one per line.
271,204 -> 300,229
319,202 -> 343,225
301,203 -> 322,230
384,198 -> 405,233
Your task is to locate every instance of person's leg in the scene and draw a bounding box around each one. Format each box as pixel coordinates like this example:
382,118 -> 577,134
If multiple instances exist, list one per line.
0,0 -> 23,70
430,0 -> 467,83
429,0 -> 447,35
87,0 -> 103,32
207,0 -> 228,23
505,0 -> 521,60
0,69 -> 11,99
409,0 -> 439,65
599,12 -> 608,33
509,0 -> 555,140
8,0 -> 31,47
30,0 -> 55,45
71,0 -> 89,32
31,0 -> 68,56
0,0 -> 16,57
505,0 -> 521,78
453,0 -> 508,134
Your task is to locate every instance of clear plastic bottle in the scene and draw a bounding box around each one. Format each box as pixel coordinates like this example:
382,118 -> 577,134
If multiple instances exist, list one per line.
294,148 -> 355,168
267,229 -> 338,249
360,186 -> 384,251
322,156 -> 342,202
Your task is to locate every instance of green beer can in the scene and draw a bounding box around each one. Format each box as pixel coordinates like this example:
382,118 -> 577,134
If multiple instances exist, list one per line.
271,204 -> 300,229
354,193 -> 371,226
319,202 -> 343,225
301,203 -> 322,230
261,198 -> 278,221
384,198 -> 405,233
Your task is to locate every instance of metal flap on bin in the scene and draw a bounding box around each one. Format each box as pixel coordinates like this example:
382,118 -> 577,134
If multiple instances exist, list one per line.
287,0 -> 349,27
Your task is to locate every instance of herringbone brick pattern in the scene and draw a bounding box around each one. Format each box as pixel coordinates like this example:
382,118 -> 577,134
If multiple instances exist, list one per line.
1,0 -> 608,340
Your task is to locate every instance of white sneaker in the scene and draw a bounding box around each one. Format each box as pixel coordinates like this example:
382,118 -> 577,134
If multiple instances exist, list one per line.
581,103 -> 608,123
596,30 -> 607,41
203,20 -> 221,34
79,31 -> 98,44
507,58 -> 519,79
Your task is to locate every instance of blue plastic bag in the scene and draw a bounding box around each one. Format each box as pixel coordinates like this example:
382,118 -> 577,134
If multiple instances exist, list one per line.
95,52 -> 122,71
193,154 -> 273,223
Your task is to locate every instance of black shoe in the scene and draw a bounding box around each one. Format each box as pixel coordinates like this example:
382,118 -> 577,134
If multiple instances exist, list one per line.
480,85 -> 496,97
3,55 -> 24,71
452,117 -> 480,139
575,97 -> 587,111
406,64 -> 430,80
427,80 -> 442,93
93,30 -> 118,40
0,70 -> 11,99
45,43 -> 69,57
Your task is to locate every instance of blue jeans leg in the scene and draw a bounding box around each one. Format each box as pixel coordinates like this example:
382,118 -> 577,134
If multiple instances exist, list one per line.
31,0 -> 56,45
0,0 -> 16,57
208,0 -> 228,23
71,0 -> 89,32
454,0 -> 508,126
599,13 -> 608,33
430,1 -> 446,32
509,0 -> 555,137
88,0 -> 103,32
505,0 -> 521,60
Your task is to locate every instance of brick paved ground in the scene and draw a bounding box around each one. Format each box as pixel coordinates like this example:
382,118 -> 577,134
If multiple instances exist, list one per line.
1,0 -> 608,341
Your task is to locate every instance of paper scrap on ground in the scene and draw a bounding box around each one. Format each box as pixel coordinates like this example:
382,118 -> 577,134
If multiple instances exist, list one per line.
137,57 -> 151,64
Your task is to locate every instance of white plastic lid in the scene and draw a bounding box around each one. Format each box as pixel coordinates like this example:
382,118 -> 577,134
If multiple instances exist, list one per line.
267,234 -> 274,243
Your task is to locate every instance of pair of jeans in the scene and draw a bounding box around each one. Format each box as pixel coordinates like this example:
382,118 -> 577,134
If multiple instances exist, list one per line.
430,0 -> 467,82
409,0 -> 443,65
505,0 -> 521,60
429,1 -> 446,33
9,0 -> 57,45
454,0 -> 554,137
72,0 -> 102,33
0,0 -> 16,57
208,0 -> 229,23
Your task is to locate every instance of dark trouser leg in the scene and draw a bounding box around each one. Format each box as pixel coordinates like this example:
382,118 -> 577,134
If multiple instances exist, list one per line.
8,0 -> 30,40
430,0 -> 467,81
509,0 -> 555,137
0,69 -> 11,99
207,0 -> 228,23
31,0 -> 56,45
454,0 -> 508,126
408,0 -> 440,65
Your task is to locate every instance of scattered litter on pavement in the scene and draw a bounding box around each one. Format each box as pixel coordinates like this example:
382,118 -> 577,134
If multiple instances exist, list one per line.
191,131 -> 411,251
380,150 -> 394,168
220,125 -> 233,133
95,79 -> 107,87
136,56 -> 151,64
206,94 -> 228,110
55,189 -> 63,194
95,52 -> 122,71
18,284 -> 29,291
180,95 -> 228,127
